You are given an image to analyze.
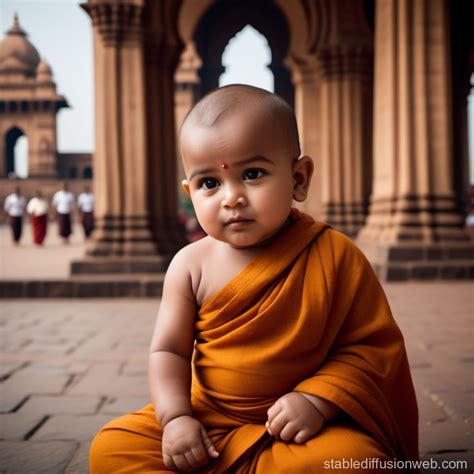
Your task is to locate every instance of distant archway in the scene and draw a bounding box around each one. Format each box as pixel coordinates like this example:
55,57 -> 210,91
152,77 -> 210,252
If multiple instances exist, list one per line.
68,167 -> 78,179
194,0 -> 292,105
219,24 -> 274,92
83,166 -> 93,179
4,127 -> 27,178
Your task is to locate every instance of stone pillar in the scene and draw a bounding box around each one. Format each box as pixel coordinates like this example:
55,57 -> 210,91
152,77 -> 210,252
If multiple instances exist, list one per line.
80,1 -> 158,261
289,60 -> 322,219
29,106 -> 58,178
287,0 -> 373,235
174,42 -> 201,185
317,43 -> 373,237
357,0 -> 474,280
143,0 -> 187,255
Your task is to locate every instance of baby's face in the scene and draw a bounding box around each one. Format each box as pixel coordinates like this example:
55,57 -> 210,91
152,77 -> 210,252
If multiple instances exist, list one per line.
180,108 -> 300,248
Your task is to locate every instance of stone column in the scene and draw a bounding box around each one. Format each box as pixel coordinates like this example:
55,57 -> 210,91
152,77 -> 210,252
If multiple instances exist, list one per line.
285,0 -> 373,234
289,59 -> 322,219
317,44 -> 373,237
357,0 -> 473,280
80,1 -> 159,261
174,42 -> 201,185
143,0 -> 187,255
29,105 -> 58,178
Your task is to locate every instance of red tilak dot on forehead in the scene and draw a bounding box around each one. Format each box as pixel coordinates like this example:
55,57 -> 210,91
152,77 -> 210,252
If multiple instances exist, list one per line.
221,162 -> 229,169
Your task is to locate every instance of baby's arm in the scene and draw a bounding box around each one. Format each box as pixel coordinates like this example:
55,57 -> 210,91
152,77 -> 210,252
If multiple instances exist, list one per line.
266,392 -> 341,444
148,248 -> 219,471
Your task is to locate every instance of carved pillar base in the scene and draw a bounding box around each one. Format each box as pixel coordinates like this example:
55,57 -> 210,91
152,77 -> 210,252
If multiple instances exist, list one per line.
357,195 -> 474,280
85,215 -> 157,257
357,241 -> 474,281
323,202 -> 368,239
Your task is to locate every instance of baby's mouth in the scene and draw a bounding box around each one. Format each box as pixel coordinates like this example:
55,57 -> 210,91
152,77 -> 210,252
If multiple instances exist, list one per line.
225,217 -> 254,226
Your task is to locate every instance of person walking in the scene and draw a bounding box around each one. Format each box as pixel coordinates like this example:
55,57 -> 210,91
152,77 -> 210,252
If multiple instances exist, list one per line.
3,186 -> 26,245
27,190 -> 49,245
77,185 -> 95,238
52,182 -> 75,244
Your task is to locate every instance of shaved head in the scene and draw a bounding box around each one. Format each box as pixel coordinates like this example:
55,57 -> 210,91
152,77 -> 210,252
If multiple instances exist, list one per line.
180,85 -> 301,158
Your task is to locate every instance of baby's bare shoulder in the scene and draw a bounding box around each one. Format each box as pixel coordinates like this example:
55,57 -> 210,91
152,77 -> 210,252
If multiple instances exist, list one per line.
171,236 -> 213,268
167,236 -> 215,296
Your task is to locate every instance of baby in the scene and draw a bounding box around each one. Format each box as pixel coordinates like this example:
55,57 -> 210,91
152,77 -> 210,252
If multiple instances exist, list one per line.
90,85 -> 418,473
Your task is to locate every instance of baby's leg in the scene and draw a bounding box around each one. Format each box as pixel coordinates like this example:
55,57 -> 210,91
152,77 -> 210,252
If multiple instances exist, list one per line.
255,417 -> 391,474
89,404 -> 171,473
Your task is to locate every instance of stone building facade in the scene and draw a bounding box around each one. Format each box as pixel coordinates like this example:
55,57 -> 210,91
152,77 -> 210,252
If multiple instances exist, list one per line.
0,14 -> 92,199
78,0 -> 473,279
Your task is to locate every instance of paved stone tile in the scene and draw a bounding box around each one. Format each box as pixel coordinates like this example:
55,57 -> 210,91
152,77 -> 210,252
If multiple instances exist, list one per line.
122,362 -> 148,375
0,440 -> 78,474
67,362 -> 150,397
19,395 -> 102,416
427,391 -> 474,421
2,373 -> 71,399
412,367 -> 471,393
64,442 -> 91,474
0,411 -> 47,440
0,389 -> 29,413
101,396 -> 150,415
20,360 -> 92,376
31,414 -> 114,442
68,375 -> 150,398
417,391 -> 448,424
419,422 -> 473,455
0,361 -> 27,380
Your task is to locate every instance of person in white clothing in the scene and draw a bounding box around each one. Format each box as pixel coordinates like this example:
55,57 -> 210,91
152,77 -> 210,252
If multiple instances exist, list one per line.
3,186 -> 27,244
77,185 -> 95,238
27,190 -> 49,245
52,182 -> 75,243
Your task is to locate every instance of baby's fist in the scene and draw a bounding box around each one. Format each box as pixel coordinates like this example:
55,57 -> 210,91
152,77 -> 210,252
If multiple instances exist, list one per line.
162,415 -> 219,472
266,392 -> 325,444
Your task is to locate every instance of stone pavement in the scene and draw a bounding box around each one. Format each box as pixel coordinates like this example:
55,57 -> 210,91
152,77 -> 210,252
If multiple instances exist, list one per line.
0,284 -> 473,473
0,222 -> 85,280
0,223 -> 165,298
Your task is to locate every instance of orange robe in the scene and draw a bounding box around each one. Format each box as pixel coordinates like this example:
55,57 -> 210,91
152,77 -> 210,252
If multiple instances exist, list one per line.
90,210 -> 419,473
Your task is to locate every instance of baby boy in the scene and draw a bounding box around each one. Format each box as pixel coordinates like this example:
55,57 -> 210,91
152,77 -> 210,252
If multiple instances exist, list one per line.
90,85 -> 418,473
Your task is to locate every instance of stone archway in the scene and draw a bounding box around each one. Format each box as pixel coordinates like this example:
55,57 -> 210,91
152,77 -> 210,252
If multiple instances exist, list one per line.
193,0 -> 293,105
4,126 -> 24,176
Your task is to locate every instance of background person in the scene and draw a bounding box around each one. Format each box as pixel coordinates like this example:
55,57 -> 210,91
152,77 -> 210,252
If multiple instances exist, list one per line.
27,190 -> 49,246
3,186 -> 26,245
77,185 -> 95,239
52,182 -> 75,244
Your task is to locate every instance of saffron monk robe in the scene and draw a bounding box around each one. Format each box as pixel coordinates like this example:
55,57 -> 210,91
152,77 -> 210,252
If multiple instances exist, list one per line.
90,85 -> 419,473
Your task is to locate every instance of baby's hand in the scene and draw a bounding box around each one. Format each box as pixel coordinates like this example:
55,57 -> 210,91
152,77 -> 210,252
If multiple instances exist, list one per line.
162,415 -> 219,472
266,392 -> 325,444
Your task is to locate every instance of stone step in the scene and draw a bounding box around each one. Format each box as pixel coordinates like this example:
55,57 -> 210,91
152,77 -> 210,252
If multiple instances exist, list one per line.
0,274 -> 165,298
70,257 -> 171,275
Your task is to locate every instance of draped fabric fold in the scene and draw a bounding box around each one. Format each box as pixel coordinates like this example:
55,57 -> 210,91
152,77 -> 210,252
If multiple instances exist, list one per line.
190,209 -> 418,471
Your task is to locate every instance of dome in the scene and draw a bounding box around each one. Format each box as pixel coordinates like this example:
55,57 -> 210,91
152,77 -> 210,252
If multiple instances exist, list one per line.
37,59 -> 53,77
37,59 -> 55,86
0,14 -> 41,75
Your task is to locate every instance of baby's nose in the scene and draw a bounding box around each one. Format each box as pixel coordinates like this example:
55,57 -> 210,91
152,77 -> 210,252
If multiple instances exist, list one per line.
222,185 -> 247,208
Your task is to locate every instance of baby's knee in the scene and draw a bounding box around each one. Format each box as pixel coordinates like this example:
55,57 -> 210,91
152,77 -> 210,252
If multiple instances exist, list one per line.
318,422 -> 391,467
89,416 -> 129,472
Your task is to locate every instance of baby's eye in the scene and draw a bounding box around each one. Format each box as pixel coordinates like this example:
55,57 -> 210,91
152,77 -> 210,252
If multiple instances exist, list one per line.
200,178 -> 220,190
243,169 -> 264,180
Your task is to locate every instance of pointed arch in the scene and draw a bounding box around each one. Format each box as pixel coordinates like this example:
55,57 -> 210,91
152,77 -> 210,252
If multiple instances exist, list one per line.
4,127 -> 26,177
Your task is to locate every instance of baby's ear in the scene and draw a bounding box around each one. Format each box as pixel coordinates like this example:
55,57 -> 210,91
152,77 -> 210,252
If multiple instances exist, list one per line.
181,179 -> 190,197
292,156 -> 314,202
